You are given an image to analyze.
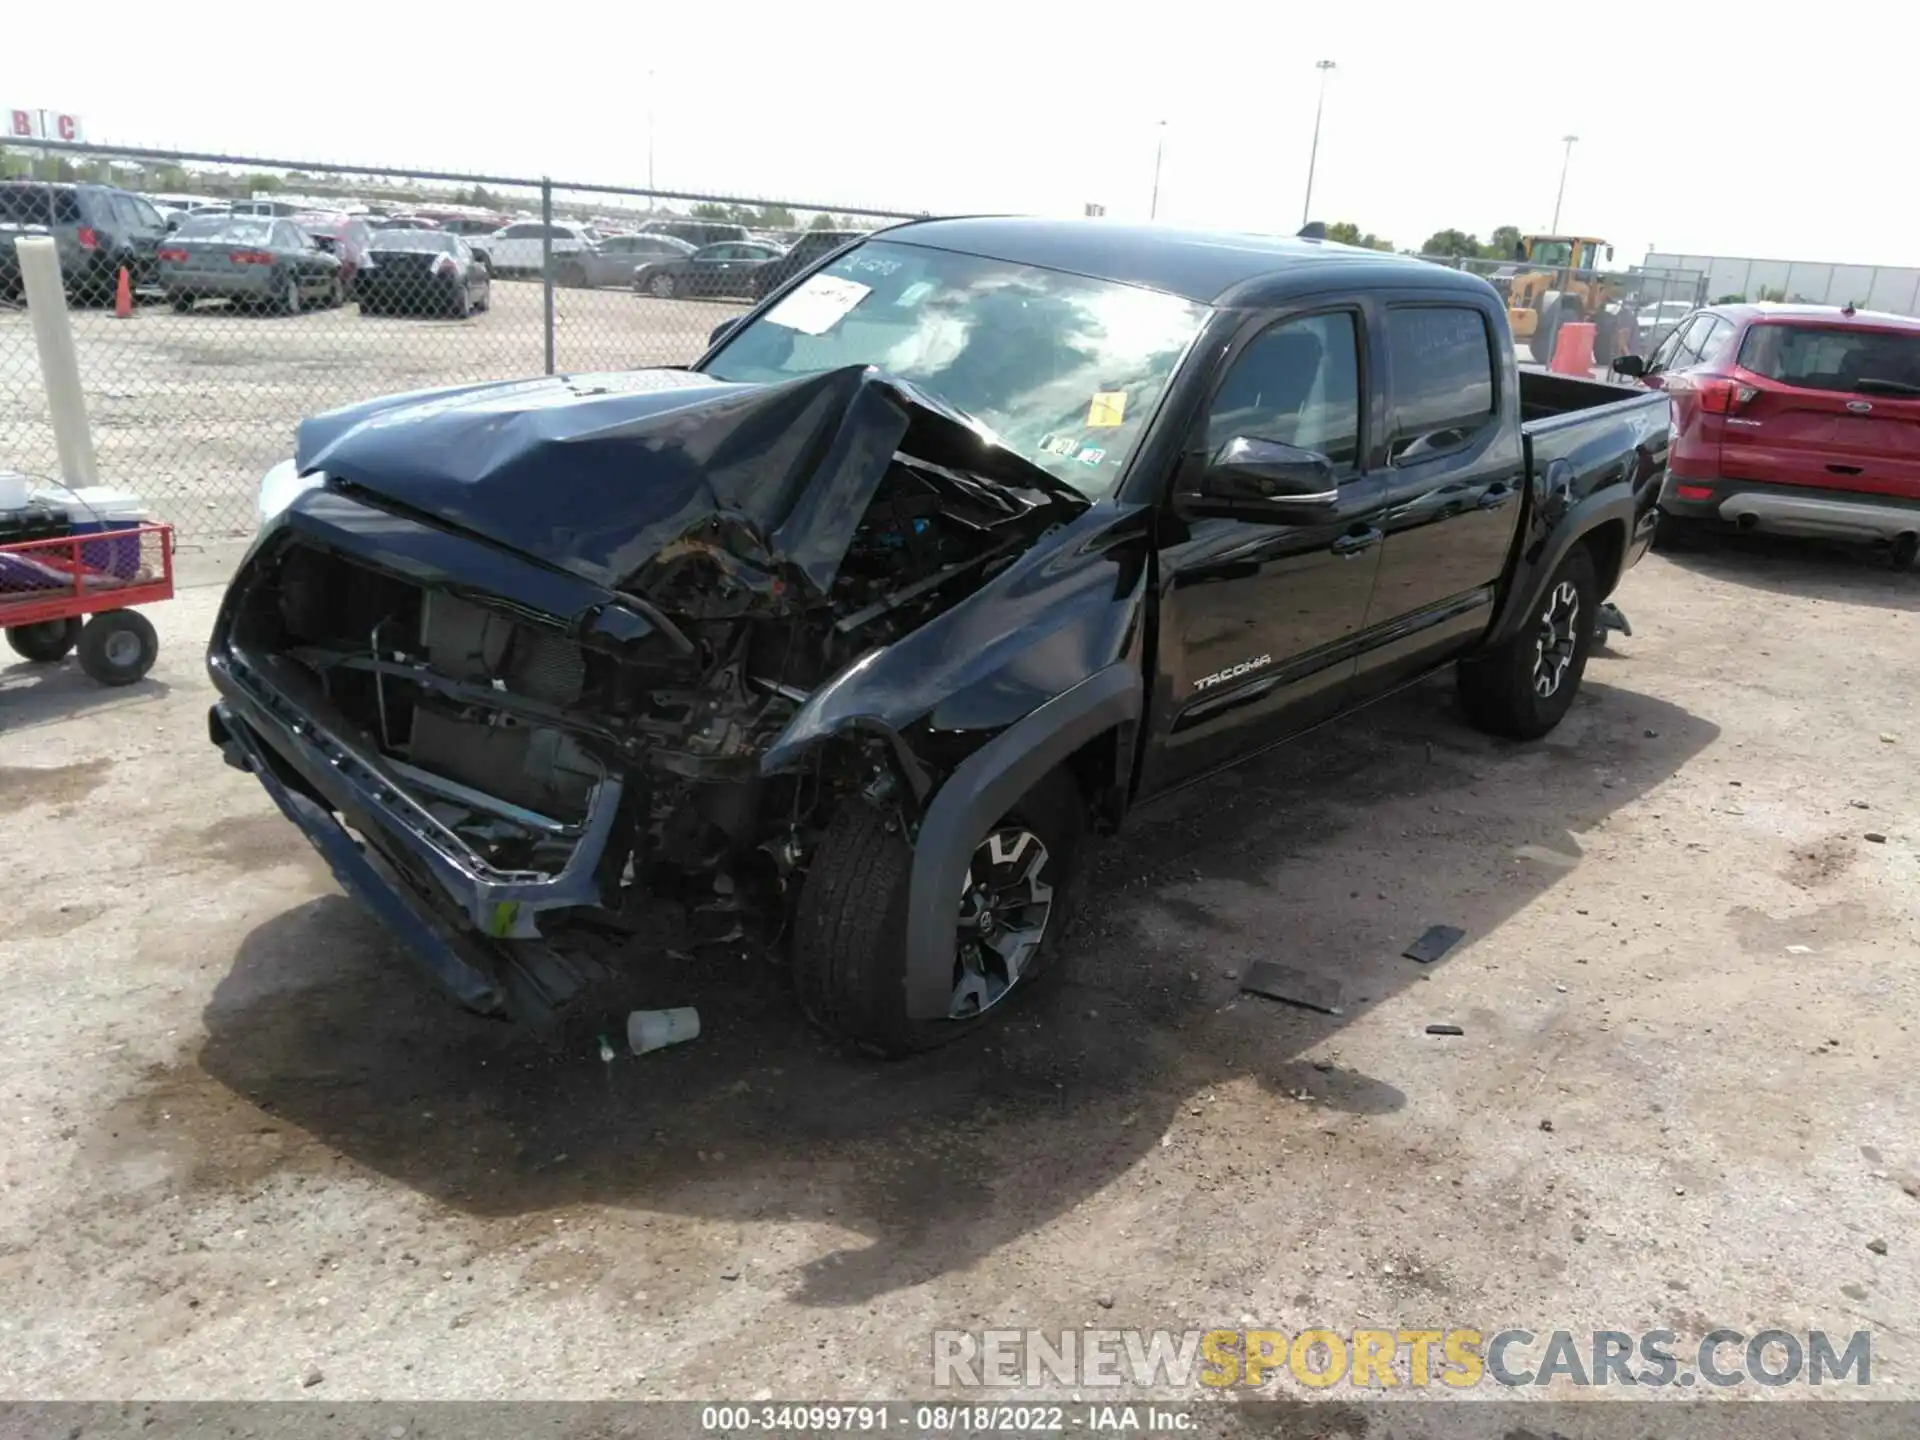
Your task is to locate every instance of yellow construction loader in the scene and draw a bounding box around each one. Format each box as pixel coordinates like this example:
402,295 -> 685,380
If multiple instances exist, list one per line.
1495,235 -> 1634,366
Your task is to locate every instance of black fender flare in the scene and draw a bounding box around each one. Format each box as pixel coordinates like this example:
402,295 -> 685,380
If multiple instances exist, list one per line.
1487,477 -> 1635,646
900,661 -> 1141,1020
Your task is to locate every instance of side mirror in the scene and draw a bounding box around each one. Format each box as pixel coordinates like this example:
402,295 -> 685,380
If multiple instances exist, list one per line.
707,317 -> 742,348
1195,438 -> 1338,516
1610,354 -> 1647,378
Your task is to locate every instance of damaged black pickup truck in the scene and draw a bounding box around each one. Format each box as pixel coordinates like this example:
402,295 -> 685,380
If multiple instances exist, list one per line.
208,218 -> 1670,1055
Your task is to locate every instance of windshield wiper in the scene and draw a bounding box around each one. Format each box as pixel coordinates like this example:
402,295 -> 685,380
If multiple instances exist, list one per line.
1852,377 -> 1920,397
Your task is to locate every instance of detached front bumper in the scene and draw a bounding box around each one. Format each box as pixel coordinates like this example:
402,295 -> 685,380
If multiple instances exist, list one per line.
207,650 -> 624,1030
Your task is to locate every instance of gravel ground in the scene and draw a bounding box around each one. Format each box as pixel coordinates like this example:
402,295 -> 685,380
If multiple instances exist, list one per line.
0,280 -> 738,539
2,535 -> 1918,1403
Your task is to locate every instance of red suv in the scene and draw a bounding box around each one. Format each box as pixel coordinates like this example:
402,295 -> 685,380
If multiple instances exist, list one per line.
1614,304 -> 1920,567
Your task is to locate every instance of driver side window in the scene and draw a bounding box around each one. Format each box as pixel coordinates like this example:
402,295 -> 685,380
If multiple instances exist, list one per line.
1203,312 -> 1361,472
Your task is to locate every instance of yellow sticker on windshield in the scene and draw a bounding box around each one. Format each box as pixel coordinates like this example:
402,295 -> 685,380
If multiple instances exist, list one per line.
1087,391 -> 1127,427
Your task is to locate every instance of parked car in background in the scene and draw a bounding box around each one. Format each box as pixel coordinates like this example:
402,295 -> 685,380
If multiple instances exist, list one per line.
1634,300 -> 1693,355
749,228 -> 864,299
228,199 -> 303,217
0,181 -> 171,303
432,216 -> 506,268
355,230 -> 490,318
294,214 -> 376,296
373,214 -> 439,231
484,220 -> 596,277
554,232 -> 693,287
144,193 -> 224,215
1616,303 -> 1920,566
636,218 -> 750,249
158,215 -> 343,314
633,240 -> 783,299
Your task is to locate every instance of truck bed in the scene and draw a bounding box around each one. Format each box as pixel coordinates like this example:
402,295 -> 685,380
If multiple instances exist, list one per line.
1520,370 -> 1670,485
1518,369 -> 1646,425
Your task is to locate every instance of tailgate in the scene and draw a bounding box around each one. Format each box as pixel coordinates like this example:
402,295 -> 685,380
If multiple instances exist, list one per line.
1720,321 -> 1920,500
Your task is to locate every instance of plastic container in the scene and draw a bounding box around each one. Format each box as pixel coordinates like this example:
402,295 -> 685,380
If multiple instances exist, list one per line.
626,1007 -> 701,1055
36,486 -> 150,580
0,473 -> 28,510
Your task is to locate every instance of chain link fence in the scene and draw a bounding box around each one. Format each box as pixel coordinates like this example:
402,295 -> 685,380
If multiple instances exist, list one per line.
1410,252 -> 1708,368
0,141 -> 921,539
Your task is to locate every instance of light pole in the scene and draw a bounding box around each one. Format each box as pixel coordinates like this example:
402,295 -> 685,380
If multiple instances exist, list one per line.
1550,134 -> 1578,233
1149,120 -> 1167,220
1301,59 -> 1336,228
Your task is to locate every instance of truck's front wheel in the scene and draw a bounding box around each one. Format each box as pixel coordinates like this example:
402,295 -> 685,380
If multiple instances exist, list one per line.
1457,546 -> 1598,740
792,769 -> 1085,1056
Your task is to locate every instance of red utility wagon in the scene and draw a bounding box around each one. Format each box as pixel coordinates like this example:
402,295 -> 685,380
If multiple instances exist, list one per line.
0,523 -> 174,685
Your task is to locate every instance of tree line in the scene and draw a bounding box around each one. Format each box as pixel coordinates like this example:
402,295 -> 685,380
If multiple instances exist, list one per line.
1323,221 -> 1530,261
689,201 -> 870,232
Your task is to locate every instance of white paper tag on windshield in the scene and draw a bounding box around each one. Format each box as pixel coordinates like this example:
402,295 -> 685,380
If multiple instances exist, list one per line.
764,274 -> 872,335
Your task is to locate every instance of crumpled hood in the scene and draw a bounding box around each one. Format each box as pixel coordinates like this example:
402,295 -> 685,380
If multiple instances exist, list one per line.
295,365 -> 1080,596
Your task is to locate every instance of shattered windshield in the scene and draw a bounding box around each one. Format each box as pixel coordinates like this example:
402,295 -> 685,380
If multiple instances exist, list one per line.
702,239 -> 1209,497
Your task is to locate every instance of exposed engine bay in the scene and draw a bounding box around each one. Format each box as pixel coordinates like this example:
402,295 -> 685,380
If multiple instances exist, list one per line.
222,445 -> 1077,968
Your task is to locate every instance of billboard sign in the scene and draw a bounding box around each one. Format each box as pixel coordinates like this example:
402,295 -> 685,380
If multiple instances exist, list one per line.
7,109 -> 84,143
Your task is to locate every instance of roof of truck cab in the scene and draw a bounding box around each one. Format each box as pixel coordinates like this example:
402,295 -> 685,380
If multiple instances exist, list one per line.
882,216 -> 1490,306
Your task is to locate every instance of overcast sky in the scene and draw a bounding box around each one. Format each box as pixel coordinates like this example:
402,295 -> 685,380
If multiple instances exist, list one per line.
10,1 -> 1917,267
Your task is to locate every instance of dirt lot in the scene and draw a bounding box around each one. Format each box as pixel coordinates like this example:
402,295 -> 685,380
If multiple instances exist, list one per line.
0,280 -> 738,538
2,536 -> 1918,1403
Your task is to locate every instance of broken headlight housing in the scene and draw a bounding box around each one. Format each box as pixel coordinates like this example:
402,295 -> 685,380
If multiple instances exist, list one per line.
256,457 -> 324,531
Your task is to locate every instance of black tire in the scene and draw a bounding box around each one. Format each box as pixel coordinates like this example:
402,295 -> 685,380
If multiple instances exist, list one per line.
648,271 -> 676,299
1653,512 -> 1714,552
1457,545 -> 1599,741
168,292 -> 194,313
1529,293 -> 1563,365
792,768 -> 1086,1056
76,610 -> 158,687
1890,533 -> 1918,572
452,283 -> 472,319
326,277 -> 344,308
556,261 -> 587,288
276,272 -> 301,316
6,617 -> 82,663
358,298 -> 382,317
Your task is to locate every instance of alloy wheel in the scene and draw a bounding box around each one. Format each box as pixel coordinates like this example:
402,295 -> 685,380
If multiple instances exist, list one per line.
949,826 -> 1055,1019
1532,579 -> 1581,698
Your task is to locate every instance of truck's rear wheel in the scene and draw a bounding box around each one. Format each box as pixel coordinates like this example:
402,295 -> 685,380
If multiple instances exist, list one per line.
1457,546 -> 1598,740
792,769 -> 1085,1056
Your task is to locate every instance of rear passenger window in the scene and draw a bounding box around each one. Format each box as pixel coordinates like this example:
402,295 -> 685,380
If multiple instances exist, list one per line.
1666,315 -> 1714,371
1204,312 -> 1361,471
1695,318 -> 1738,367
501,222 -> 540,238
1387,306 -> 1496,462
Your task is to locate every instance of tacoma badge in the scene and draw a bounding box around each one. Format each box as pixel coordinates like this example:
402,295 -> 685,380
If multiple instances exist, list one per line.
1194,654 -> 1273,691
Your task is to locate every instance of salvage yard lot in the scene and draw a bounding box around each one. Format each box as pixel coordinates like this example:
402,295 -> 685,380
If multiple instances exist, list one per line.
4,540 -> 1920,1399
0,280 -> 737,535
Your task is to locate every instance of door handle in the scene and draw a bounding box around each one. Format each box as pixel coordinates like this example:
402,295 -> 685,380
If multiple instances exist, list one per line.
1330,526 -> 1383,557
1478,485 -> 1515,510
